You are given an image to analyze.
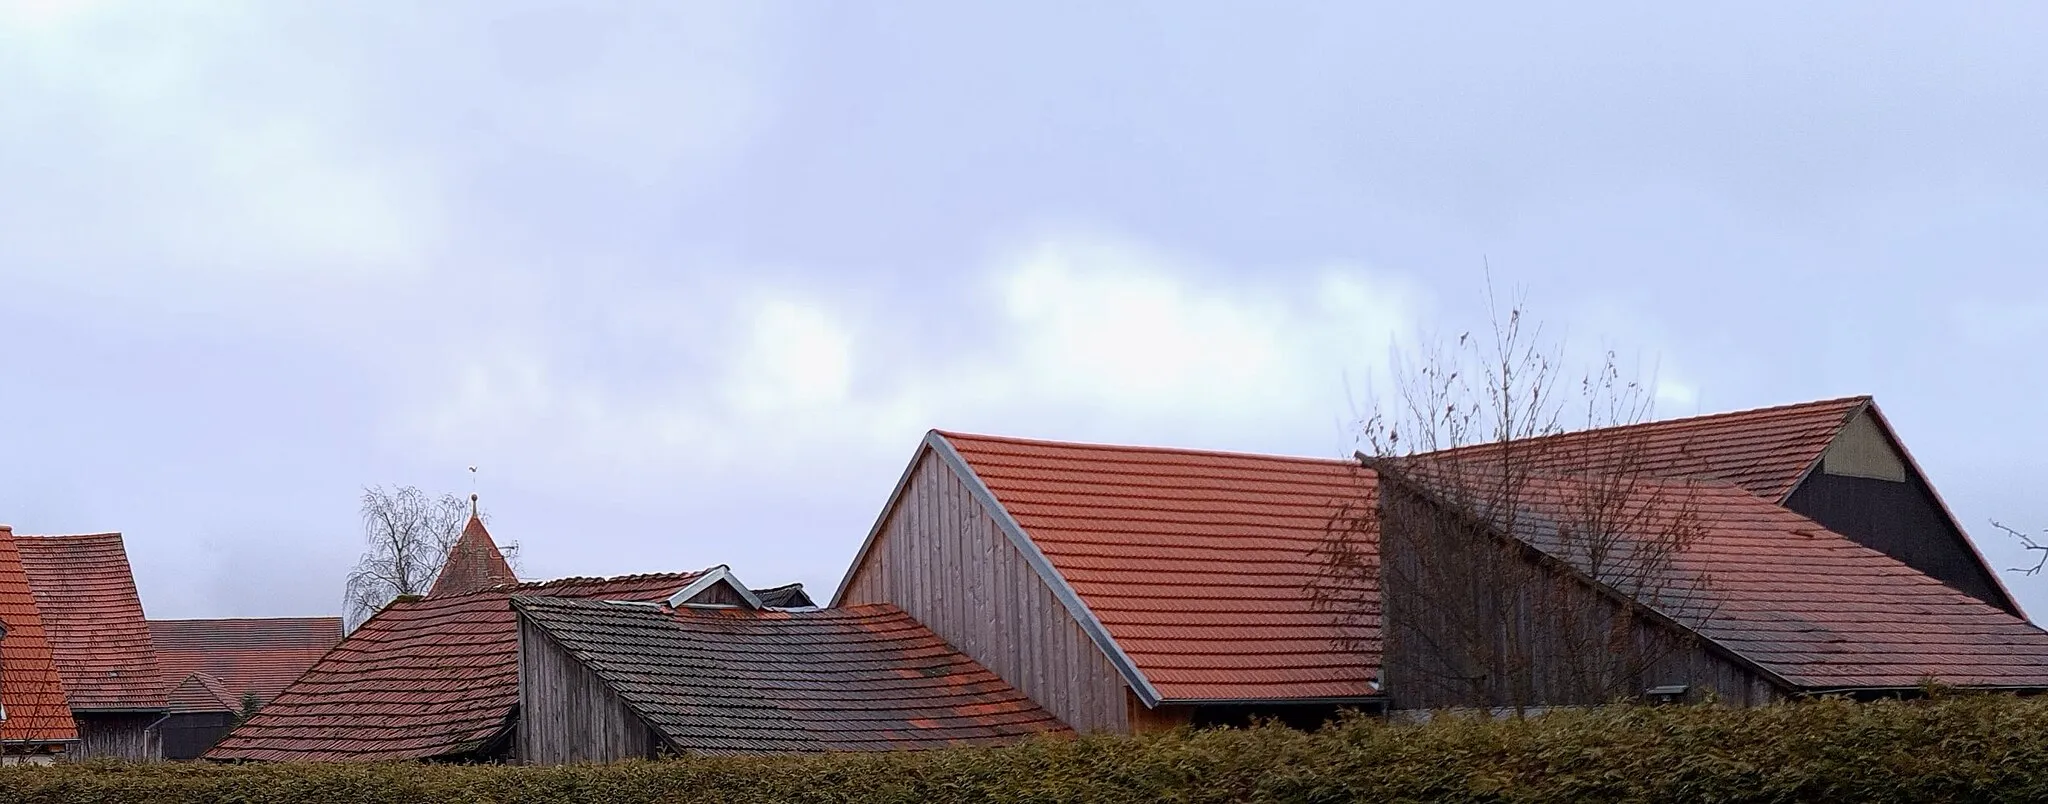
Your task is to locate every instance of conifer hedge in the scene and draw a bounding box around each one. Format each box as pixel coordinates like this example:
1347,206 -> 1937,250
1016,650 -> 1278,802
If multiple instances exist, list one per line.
6,695 -> 2048,803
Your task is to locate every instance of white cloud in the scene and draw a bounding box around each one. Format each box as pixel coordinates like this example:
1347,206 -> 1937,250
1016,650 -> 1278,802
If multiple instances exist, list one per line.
399,231 -> 1428,496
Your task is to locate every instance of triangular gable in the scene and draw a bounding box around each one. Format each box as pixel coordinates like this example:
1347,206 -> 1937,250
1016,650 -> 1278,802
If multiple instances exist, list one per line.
166,672 -> 239,714
427,515 -> 517,598
1788,401 -> 2021,615
665,567 -> 763,609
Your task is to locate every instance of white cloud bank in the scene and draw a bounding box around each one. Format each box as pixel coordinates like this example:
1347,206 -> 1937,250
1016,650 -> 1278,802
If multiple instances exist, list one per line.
404,231 -> 1430,497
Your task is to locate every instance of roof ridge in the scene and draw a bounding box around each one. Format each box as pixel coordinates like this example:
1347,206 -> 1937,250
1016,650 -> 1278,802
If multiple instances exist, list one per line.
14,531 -> 124,540
1436,394 -> 1869,448
935,430 -> 1356,467
150,616 -> 342,624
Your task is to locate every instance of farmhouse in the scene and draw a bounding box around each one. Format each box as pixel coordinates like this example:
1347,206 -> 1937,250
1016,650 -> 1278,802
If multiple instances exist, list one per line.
148,616 -> 343,760
835,396 -> 2048,730
15,532 -> 166,760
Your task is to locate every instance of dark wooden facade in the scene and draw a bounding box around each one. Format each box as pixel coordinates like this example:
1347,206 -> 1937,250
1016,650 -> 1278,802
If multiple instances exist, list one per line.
1379,486 -> 1779,711
1777,409 -> 2015,613
156,712 -> 235,761
74,713 -> 160,762
515,618 -> 658,764
838,447 -> 1134,734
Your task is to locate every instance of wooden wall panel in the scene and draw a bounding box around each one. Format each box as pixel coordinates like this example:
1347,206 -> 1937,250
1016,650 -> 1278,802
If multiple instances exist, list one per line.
516,619 -> 654,764
841,449 -> 1131,734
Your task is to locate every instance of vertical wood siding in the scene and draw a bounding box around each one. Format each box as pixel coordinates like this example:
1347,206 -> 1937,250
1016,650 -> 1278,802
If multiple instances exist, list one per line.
840,449 -> 1131,734
156,712 -> 235,761
1787,471 -> 2013,614
75,714 -> 158,762
1380,489 -> 1779,711
516,619 -> 655,764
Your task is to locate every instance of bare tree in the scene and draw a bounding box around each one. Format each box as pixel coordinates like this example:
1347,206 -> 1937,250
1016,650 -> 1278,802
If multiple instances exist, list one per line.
1312,288 -> 1716,714
343,486 -> 471,631
1991,521 -> 2048,576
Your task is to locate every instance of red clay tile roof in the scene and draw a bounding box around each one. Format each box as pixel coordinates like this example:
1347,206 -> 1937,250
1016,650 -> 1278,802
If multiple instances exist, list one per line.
1430,396 -> 1868,501
514,597 -> 1069,755
1395,471 -> 2048,691
207,572 -> 708,762
936,432 -> 1381,703
166,672 -> 239,714
0,526 -> 77,744
427,515 -> 517,598
16,532 -> 166,711
150,617 -> 343,707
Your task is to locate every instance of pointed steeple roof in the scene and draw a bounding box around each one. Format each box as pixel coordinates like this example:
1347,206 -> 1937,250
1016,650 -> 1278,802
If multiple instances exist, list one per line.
427,505 -> 516,597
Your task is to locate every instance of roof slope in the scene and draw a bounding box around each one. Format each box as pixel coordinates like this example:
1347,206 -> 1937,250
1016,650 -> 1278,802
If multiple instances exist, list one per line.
166,672 -> 239,714
16,532 -> 165,711
515,597 -> 1069,755
150,617 -> 343,706
937,432 -> 1380,703
427,515 -> 517,598
0,526 -> 77,744
208,572 -> 704,763
1400,472 -> 2048,691
1429,396 -> 1867,501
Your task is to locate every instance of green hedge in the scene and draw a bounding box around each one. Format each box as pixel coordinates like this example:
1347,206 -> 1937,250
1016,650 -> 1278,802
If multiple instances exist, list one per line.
9,694 -> 2048,803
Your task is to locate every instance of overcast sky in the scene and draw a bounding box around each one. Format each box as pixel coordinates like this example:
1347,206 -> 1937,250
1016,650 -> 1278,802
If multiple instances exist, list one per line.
4,2 -> 2048,620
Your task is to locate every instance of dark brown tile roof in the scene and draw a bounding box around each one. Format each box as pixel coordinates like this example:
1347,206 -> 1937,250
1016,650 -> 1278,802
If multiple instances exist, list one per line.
16,532 -> 166,711
752,582 -> 815,608
166,672 -> 239,714
206,572 -> 706,762
150,617 -> 343,707
427,515 -> 517,598
1428,396 -> 1867,501
937,431 -> 1381,703
513,597 -> 1070,755
0,526 -> 77,745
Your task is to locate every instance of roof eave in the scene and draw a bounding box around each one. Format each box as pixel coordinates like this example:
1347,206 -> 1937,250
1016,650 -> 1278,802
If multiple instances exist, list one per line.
829,435 -> 941,607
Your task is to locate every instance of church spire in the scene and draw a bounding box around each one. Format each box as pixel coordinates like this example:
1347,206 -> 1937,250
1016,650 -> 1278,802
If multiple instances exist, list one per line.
427,498 -> 517,597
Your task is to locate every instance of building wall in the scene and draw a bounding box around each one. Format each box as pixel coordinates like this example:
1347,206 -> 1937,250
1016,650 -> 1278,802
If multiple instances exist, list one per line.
156,712 -> 236,761
839,448 -> 1131,734
1379,487 -> 1780,711
75,713 -> 159,761
1786,423 -> 2013,614
516,618 -> 656,764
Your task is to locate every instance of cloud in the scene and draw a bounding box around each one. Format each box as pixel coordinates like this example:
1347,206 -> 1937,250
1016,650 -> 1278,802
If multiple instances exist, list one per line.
399,231 -> 1428,497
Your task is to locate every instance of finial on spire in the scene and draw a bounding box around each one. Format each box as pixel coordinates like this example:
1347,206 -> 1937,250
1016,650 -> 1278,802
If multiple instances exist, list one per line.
468,465 -> 480,517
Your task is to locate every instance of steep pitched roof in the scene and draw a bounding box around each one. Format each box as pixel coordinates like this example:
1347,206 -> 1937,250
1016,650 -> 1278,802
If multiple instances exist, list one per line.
150,617 -> 343,707
207,572 -> 707,762
514,597 -> 1069,755
15,532 -> 165,711
0,526 -> 77,744
929,431 -> 1381,704
1391,471 -> 2048,691
427,515 -> 517,598
1430,396 -> 1868,501
165,672 -> 239,714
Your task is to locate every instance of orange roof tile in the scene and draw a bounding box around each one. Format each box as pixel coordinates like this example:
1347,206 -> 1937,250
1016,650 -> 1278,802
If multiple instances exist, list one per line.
16,533 -> 165,711
937,432 -> 1380,703
166,672 -> 240,714
0,526 -> 77,745
207,572 -> 708,762
427,516 -> 517,598
1431,396 -> 1867,501
150,617 -> 342,707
